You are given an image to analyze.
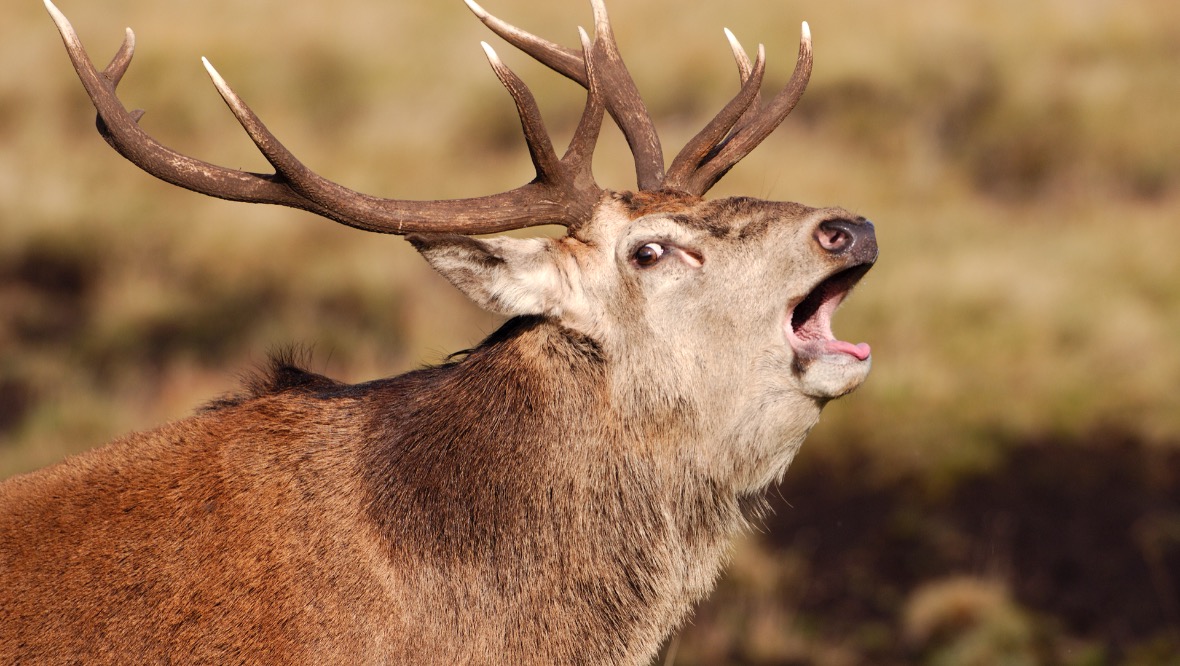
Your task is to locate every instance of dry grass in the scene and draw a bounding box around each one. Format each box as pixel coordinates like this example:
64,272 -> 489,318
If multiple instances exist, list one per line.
3,0 -> 1179,662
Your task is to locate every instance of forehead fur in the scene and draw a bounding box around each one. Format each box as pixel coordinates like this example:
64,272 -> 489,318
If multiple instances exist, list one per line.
697,197 -> 814,240
612,191 -> 815,240
613,190 -> 704,218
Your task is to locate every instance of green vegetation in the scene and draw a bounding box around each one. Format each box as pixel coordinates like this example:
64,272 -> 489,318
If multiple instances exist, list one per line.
3,0 -> 1178,662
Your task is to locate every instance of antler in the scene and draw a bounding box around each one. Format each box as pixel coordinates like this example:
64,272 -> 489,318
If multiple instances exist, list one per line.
43,0 -> 604,234
47,0 -> 814,232
464,0 -> 665,191
466,0 -> 813,197
670,23 -> 814,195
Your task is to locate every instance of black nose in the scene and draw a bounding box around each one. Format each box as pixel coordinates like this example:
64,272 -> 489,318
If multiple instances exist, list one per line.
815,218 -> 878,264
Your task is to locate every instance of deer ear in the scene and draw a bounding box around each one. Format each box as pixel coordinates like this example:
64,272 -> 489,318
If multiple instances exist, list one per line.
407,233 -> 573,317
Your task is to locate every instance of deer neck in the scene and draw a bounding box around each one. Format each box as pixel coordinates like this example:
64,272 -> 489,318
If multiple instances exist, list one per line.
358,315 -> 748,660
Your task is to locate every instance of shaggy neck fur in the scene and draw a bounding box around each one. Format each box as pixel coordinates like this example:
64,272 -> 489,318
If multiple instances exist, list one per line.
354,316 -> 750,664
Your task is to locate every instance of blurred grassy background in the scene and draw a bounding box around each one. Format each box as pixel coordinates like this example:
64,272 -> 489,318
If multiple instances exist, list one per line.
3,0 -> 1178,663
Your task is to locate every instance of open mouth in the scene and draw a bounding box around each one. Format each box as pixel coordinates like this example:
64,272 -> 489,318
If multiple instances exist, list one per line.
785,263 -> 873,361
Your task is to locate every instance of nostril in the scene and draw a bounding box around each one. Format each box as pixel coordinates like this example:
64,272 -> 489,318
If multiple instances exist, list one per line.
819,227 -> 849,251
816,220 -> 854,253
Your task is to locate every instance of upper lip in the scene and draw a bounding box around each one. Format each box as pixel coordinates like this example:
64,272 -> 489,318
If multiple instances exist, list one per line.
784,260 -> 874,361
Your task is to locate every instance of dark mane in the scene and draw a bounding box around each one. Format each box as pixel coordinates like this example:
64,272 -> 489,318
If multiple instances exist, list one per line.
200,346 -> 342,412
198,317 -> 598,414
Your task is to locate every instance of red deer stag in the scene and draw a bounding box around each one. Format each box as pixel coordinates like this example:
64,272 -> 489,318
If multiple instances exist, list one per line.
2,0 -> 878,663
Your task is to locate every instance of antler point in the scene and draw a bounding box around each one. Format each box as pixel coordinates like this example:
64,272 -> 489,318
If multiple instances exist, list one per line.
724,27 -> 743,54
201,57 -> 232,95
463,0 -> 488,19
479,41 -> 503,64
43,0 -> 75,40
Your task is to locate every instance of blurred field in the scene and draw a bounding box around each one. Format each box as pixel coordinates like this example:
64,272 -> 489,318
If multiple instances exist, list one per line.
3,0 -> 1179,663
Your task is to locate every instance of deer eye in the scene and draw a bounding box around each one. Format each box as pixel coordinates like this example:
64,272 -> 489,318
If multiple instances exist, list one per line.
633,242 -> 665,267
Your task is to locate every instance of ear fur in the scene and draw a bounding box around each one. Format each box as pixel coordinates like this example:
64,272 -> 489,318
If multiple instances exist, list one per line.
407,233 -> 573,318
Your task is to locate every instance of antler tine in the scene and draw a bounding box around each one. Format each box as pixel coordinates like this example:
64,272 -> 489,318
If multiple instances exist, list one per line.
663,42 -> 765,193
682,22 -> 814,195
560,27 -> 606,188
486,44 -> 567,183
463,0 -> 586,84
722,28 -> 764,132
103,28 -> 135,87
724,28 -> 754,84
46,0 -> 603,234
44,0 -> 325,215
96,29 -> 145,135
467,0 -> 665,191
585,0 -> 664,190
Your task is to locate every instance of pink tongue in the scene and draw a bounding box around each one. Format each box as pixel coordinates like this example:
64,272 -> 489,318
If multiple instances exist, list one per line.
825,340 -> 871,360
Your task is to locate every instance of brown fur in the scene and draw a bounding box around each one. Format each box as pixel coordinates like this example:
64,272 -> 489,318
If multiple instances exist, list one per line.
0,317 -> 745,664
615,189 -> 705,217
